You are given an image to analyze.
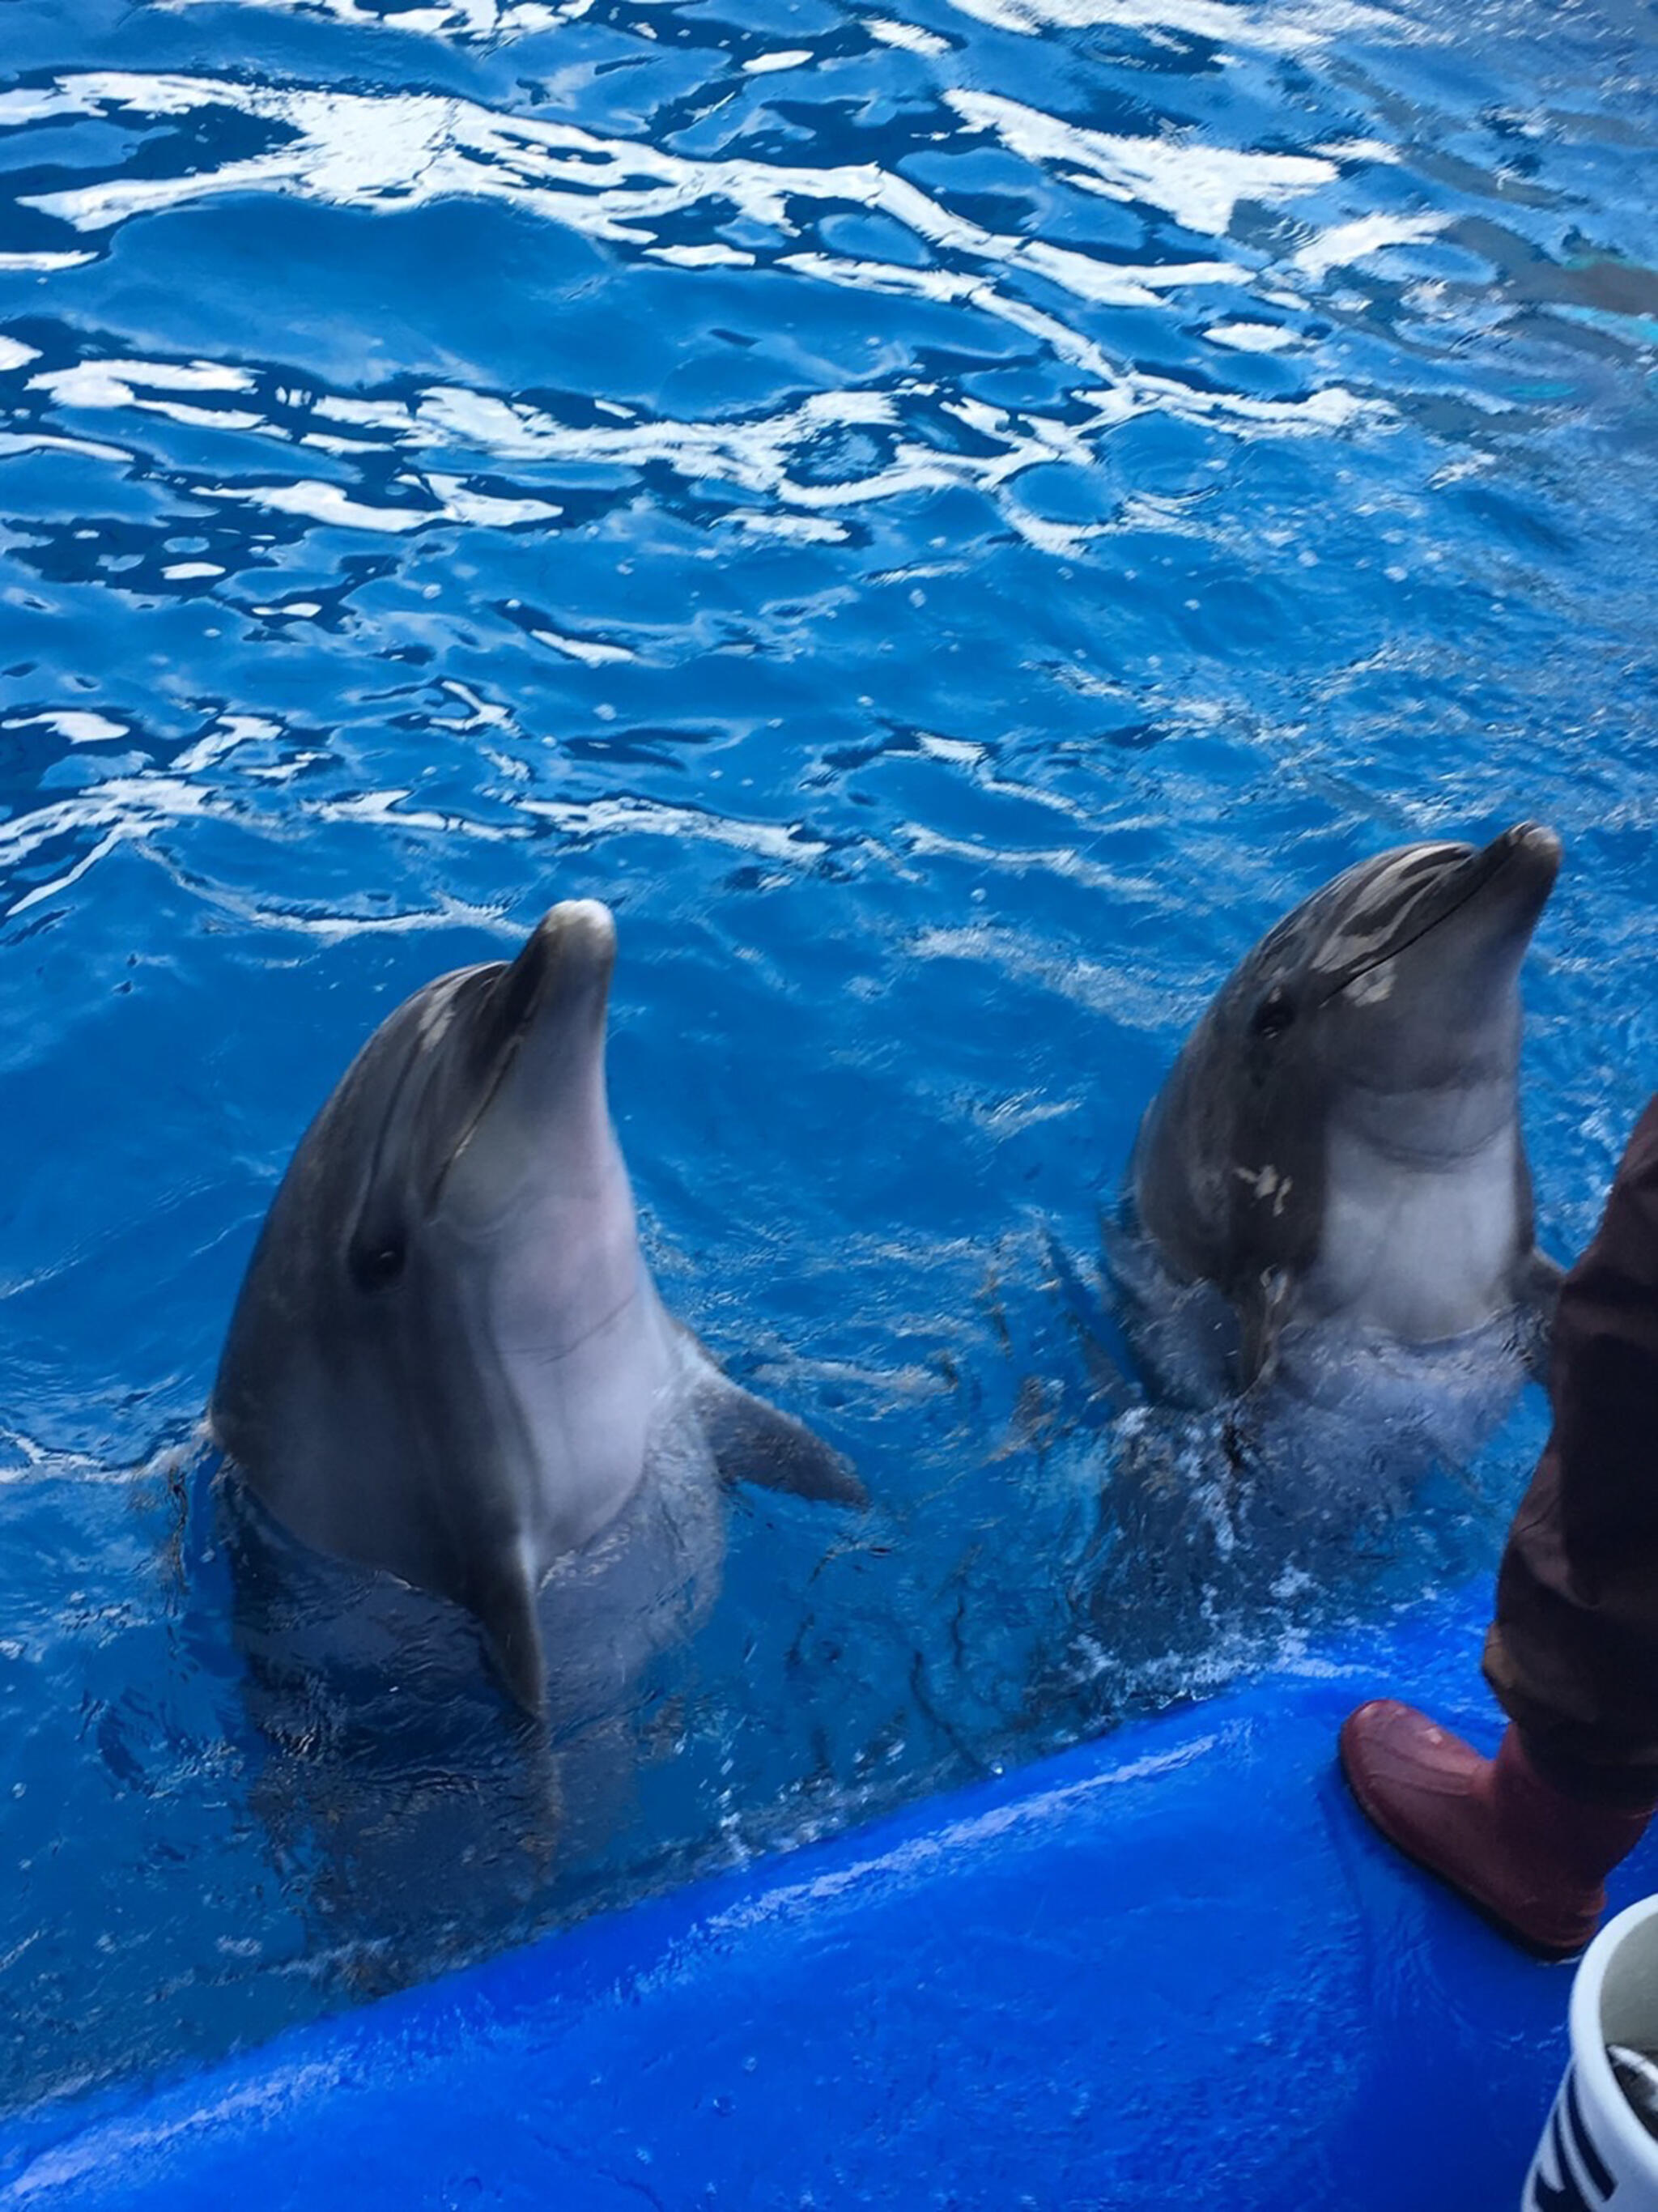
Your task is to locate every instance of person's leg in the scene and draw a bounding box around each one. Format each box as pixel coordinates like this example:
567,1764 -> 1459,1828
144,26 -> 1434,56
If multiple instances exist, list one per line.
1486,1096 -> 1658,1774
1340,1099 -> 1658,1957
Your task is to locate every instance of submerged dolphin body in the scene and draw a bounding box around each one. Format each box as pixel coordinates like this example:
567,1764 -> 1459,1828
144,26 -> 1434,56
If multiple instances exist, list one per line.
1124,823 -> 1564,1406
210,900 -> 862,1715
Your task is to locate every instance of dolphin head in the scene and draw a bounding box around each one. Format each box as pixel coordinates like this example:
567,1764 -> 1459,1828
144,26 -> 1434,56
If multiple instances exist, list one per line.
1130,823 -> 1561,1375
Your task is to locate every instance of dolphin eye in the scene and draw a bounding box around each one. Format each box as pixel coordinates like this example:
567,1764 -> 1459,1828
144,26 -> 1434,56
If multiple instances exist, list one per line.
350,1236 -> 407,1292
1251,988 -> 1297,1040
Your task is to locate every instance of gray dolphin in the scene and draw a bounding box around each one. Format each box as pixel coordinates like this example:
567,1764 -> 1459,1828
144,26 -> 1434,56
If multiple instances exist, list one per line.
1126,822 -> 1563,1397
210,900 -> 863,1715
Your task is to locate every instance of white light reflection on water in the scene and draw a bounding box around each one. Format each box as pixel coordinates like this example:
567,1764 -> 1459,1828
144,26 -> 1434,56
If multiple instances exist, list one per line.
11,330 -> 1375,560
11,72 -> 1392,434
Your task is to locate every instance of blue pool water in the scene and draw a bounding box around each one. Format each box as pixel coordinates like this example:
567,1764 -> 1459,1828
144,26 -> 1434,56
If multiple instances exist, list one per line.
0,0 -> 1655,2125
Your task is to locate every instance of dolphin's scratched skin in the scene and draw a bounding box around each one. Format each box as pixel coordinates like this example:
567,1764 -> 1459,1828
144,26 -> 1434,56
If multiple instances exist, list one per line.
1125,823 -> 1563,1402
210,900 -> 863,1714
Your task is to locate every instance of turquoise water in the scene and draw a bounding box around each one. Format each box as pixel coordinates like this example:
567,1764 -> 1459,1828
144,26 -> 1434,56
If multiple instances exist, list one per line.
0,0 -> 1654,2121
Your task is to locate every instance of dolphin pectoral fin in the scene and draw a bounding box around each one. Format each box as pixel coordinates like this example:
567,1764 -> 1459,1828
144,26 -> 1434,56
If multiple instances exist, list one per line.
474,1553 -> 547,1717
1237,1267 -> 1292,1391
1515,1249 -> 1565,1382
695,1372 -> 868,1509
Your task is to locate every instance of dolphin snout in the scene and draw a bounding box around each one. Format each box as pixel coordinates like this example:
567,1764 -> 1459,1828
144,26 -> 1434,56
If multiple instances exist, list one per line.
518,900 -> 619,1014
1477,820 -> 1560,929
1498,821 -> 1562,873
538,899 -> 617,965
1503,823 -> 1565,862
464,900 -> 618,1096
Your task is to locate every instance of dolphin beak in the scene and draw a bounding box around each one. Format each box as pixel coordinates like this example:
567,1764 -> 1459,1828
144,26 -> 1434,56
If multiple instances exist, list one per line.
1323,821 -> 1561,1002
479,899 -> 619,1108
1418,820 -> 1561,938
495,899 -> 618,1040
1448,820 -> 1562,960
531,899 -> 618,988
431,901 -> 620,1218
1485,821 -> 1562,912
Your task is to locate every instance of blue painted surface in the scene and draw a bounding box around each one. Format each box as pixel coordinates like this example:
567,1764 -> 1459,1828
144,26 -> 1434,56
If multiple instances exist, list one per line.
1,1576 -> 1633,2211
1,0 -> 1655,2169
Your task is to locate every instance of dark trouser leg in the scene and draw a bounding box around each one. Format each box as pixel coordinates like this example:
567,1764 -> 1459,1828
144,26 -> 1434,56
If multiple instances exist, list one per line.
1483,1096 -> 1658,1805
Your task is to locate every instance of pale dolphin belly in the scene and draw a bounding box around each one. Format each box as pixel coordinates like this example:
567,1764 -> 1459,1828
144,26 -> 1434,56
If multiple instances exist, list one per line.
495,1269 -> 681,1575
1303,1119 -> 1524,1344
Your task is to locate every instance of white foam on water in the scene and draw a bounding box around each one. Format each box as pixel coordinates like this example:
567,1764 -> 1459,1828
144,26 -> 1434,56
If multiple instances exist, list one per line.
866,17 -> 951,53
193,479 -> 432,531
17,292 -> 1334,559
528,627 -> 637,664
1289,211 -> 1448,280
0,87 -> 87,124
423,475 -> 563,526
157,0 -> 588,35
1205,320 -> 1299,351
0,430 -> 132,463
647,244 -> 756,269
725,513 -> 848,542
949,91 -> 1337,236
939,0 -> 1395,47
2,710 -> 130,744
40,359 -> 254,395
517,792 -> 831,861
0,727 -> 840,921
29,361 -> 267,439
0,774 -> 219,916
170,716 -> 287,774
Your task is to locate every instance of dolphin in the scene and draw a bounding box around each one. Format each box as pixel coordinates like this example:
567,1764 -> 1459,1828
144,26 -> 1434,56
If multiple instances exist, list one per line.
1124,822 -> 1563,1400
210,900 -> 863,1716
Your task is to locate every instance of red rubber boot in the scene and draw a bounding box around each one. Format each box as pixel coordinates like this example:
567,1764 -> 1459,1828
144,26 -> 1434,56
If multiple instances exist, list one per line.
1338,1699 -> 1654,1959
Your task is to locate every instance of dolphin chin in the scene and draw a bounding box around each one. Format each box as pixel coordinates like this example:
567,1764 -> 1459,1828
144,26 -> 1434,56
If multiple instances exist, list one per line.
1124,823 -> 1562,1404
210,899 -> 864,1717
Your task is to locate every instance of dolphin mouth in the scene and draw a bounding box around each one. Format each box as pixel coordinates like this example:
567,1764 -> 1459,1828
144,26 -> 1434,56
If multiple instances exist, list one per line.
1318,821 -> 1561,1002
427,900 -> 618,1213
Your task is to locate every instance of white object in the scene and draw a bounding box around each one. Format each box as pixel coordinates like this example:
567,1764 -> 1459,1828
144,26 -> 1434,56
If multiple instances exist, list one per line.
1524,1895 -> 1658,2210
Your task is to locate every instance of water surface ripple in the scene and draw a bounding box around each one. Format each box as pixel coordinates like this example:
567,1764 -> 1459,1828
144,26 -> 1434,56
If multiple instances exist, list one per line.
0,0 -> 1655,2125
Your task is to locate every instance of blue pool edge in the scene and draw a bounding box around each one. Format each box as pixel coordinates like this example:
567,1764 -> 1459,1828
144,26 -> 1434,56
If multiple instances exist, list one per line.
2,1576 -> 1627,2211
